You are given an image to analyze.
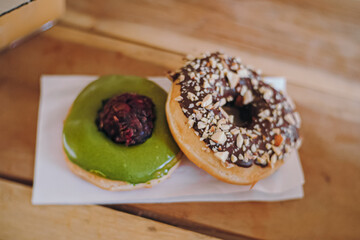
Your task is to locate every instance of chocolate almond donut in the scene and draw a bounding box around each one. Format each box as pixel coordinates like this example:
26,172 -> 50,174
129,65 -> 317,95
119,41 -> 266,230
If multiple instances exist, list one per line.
166,52 -> 301,185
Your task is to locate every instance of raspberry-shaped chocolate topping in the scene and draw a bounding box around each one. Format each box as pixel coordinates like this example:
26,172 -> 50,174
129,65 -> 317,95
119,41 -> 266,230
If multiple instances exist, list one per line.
96,93 -> 155,146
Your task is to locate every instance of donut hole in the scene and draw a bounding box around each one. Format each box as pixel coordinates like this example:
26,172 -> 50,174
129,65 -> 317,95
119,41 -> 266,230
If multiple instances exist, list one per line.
223,100 -> 254,128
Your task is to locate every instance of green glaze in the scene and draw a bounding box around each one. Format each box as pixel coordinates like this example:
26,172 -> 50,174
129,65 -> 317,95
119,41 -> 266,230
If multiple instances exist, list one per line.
63,75 -> 180,184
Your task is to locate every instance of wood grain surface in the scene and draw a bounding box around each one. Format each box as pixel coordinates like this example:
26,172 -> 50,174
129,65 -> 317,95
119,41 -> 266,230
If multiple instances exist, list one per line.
0,179 -> 216,240
65,0 -> 360,80
0,0 -> 359,239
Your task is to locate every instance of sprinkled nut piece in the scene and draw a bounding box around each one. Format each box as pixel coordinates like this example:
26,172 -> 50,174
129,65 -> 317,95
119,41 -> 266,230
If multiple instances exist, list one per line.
243,90 -> 254,105
238,68 -> 250,78
284,113 -> 296,125
240,85 -> 248,96
201,94 -> 213,107
273,128 -> 281,135
187,92 -> 198,101
197,122 -> 206,129
187,119 -> 195,128
231,128 -> 240,135
178,74 -> 185,82
203,80 -> 211,88
258,109 -> 270,119
251,144 -> 257,153
260,87 -> 273,100
219,98 -> 226,107
274,134 -> 283,146
211,131 -> 227,144
257,156 -> 267,165
271,154 -> 277,165
236,134 -> 244,148
214,151 -> 229,162
272,145 -> 282,156
293,112 -> 301,127
226,71 -> 240,88
174,96 -> 183,102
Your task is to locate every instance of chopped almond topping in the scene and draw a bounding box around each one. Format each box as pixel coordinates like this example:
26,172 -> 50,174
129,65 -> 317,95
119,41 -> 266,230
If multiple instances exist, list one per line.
274,134 -> 283,146
240,85 -> 248,96
284,113 -> 296,125
272,128 -> 281,135
187,92 -> 198,101
258,109 -> 270,119
178,75 -> 185,82
221,124 -> 231,131
243,90 -> 254,105
238,68 -> 250,78
272,145 -> 282,156
188,119 -> 194,128
236,134 -> 244,148
197,122 -> 206,129
263,89 -> 273,100
219,98 -> 227,106
230,128 -> 240,135
219,107 -> 229,119
201,94 -> 213,107
229,115 -> 234,123
251,144 -> 257,153
226,71 -> 240,88
270,154 -> 277,167
174,96 -> 183,102
214,151 -> 229,162
203,80 -> 211,88
211,131 -> 227,144
293,112 -> 301,127
257,156 -> 266,165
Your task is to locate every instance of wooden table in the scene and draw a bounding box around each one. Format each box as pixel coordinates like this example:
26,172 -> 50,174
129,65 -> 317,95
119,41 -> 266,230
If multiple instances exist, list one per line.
1,0 -> 360,239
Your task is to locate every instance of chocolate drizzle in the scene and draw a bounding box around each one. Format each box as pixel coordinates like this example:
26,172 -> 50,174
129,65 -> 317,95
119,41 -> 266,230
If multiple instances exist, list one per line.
96,93 -> 155,146
169,52 -> 301,168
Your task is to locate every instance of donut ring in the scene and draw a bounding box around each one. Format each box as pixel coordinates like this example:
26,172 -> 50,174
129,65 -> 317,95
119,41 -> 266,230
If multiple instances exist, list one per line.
63,75 -> 181,191
64,155 -> 181,191
166,52 -> 301,185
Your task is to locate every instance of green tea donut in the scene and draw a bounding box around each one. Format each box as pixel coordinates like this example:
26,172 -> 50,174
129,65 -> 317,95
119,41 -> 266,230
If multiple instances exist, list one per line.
62,75 -> 181,191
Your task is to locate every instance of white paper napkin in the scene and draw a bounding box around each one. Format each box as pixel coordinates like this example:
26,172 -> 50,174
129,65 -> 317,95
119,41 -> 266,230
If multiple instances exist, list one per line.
32,75 -> 304,205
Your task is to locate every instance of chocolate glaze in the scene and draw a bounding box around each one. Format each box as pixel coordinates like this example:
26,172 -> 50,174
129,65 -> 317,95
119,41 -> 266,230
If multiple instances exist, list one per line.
96,93 -> 155,146
169,52 -> 301,168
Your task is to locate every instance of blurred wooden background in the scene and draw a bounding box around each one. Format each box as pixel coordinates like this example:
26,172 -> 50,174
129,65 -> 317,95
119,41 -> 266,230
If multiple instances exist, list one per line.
0,0 -> 359,239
